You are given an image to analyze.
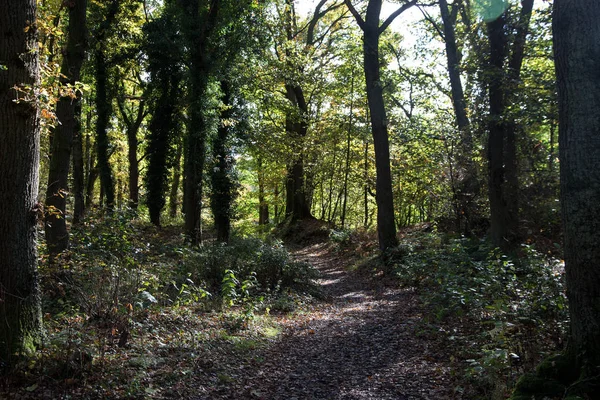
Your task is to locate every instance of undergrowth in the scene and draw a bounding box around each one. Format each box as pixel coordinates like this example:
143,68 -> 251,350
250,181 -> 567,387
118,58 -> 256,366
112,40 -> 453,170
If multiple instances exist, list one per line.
11,210 -> 321,398
388,232 -> 568,399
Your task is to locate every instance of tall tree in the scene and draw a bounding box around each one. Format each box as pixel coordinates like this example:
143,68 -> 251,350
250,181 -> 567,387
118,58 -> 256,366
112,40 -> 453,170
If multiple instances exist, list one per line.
345,0 -> 416,252
0,0 -> 43,361
91,0 -> 121,209
437,0 -> 479,233
181,0 -> 221,244
210,80 -> 236,242
554,0 -> 600,381
45,0 -> 88,257
485,0 -> 534,248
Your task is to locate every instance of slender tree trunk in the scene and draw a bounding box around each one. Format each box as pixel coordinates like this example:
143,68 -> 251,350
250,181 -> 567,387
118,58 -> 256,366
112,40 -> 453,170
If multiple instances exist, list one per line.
94,48 -> 114,209
0,0 -> 43,361
257,158 -> 269,225
486,14 -> 508,248
341,71 -> 355,228
72,100 -> 85,224
45,0 -> 87,255
210,80 -> 234,243
364,140 -> 369,228
117,98 -> 145,211
439,0 -> 478,233
169,137 -> 183,218
554,0 -> 600,377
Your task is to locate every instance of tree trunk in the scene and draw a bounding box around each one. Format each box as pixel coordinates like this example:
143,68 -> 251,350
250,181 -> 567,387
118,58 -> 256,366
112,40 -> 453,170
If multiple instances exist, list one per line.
92,1 -> 119,210
554,0 -> 600,377
363,1 -> 398,251
486,1 -> 533,248
210,80 -> 234,243
94,47 -> 115,209
0,0 -> 43,361
117,98 -> 145,211
486,14 -> 508,248
341,71 -> 355,228
257,157 -> 269,225
284,83 -> 313,222
169,137 -> 183,218
439,0 -> 478,234
182,0 -> 220,244
45,0 -> 87,256
72,100 -> 85,224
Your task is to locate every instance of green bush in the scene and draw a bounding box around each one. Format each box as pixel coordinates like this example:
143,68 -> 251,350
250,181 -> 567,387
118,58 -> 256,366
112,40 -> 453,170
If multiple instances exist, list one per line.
181,238 -> 320,303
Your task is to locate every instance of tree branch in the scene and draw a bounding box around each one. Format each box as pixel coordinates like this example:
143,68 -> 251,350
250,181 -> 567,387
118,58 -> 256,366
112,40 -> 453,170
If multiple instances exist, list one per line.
344,0 -> 365,31
379,0 -> 417,34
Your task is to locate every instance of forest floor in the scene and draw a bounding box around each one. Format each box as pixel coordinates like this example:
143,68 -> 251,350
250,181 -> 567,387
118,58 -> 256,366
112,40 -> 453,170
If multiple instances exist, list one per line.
2,235 -> 462,400
2,221 -> 565,399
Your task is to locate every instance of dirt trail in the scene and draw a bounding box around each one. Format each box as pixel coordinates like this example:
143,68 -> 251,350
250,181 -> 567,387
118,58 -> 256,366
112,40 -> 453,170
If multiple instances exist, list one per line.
216,243 -> 456,400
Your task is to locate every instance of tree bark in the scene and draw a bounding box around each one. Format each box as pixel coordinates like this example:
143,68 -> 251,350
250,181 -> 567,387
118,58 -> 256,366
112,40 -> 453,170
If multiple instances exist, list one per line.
486,0 -> 534,249
257,157 -> 269,225
45,0 -> 87,256
363,0 -> 399,251
0,0 -> 43,361
486,14 -> 508,248
72,99 -> 85,224
554,0 -> 600,377
439,0 -> 478,234
169,137 -> 183,218
210,80 -> 234,243
117,97 -> 145,210
182,0 -> 220,244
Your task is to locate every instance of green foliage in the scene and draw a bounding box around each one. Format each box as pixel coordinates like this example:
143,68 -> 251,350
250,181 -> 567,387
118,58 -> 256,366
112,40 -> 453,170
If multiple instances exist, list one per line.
180,238 -> 320,303
388,233 -> 567,397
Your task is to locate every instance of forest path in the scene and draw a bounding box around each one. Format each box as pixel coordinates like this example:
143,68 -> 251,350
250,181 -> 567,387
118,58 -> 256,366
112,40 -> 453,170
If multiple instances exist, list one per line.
216,242 -> 456,400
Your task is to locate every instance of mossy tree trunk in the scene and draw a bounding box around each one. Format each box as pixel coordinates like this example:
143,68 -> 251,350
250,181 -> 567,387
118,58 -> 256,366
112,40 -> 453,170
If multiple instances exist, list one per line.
0,0 -> 43,362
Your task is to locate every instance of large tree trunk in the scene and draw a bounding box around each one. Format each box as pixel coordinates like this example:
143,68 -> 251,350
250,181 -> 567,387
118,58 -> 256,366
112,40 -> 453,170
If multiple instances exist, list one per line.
363,1 -> 398,252
45,0 -> 87,256
554,0 -> 600,377
0,0 -> 43,361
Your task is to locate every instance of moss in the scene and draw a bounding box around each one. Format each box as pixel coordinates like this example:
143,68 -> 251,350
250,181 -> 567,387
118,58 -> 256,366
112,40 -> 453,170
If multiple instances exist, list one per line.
510,374 -> 565,400
536,353 -> 578,385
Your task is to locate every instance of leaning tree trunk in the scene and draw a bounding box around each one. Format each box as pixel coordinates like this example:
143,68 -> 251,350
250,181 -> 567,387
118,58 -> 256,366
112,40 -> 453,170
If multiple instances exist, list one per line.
45,0 -> 87,256
0,0 -> 43,361
554,0 -> 600,377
